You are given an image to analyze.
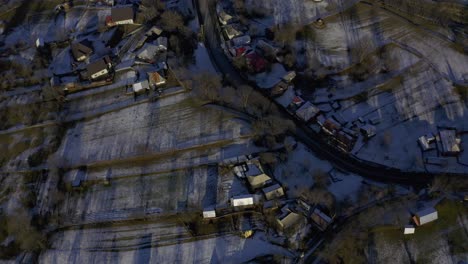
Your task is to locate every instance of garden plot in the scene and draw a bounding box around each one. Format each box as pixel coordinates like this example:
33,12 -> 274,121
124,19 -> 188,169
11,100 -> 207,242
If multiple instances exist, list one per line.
57,92 -> 252,167
60,166 -> 219,224
40,228 -> 294,263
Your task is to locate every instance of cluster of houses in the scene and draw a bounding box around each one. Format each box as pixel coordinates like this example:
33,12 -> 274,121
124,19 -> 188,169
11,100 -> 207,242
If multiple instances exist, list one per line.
202,155 -> 334,241
418,128 -> 463,166
42,4 -> 170,94
286,96 -> 381,152
404,207 -> 438,235
215,2 -> 297,96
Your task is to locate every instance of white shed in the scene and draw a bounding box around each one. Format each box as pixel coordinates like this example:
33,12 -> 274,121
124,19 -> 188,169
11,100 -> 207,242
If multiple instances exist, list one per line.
203,208 -> 216,219
414,207 -> 438,226
404,225 -> 415,234
231,195 -> 254,207
133,80 -> 150,93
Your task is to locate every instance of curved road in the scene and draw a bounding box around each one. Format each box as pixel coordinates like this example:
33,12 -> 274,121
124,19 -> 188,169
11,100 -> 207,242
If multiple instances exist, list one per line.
195,0 -> 467,188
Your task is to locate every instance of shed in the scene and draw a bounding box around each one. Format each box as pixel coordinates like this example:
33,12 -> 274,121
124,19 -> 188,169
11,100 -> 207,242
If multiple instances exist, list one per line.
133,80 -> 150,93
404,225 -> 415,235
203,208 -> 216,218
262,184 -> 285,200
231,195 -> 255,207
418,135 -> 435,151
413,207 -> 438,226
218,10 -> 234,25
360,124 -> 376,139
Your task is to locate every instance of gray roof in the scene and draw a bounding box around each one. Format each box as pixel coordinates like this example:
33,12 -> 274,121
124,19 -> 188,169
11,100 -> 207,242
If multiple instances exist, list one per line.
416,207 -> 437,217
71,40 -> 93,60
87,59 -> 107,75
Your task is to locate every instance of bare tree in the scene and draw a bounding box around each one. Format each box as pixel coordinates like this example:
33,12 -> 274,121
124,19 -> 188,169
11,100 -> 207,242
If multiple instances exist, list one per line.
236,85 -> 254,110
160,11 -> 184,32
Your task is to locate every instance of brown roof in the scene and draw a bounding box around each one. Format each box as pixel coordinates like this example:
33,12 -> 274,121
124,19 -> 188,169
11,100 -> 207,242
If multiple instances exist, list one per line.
111,7 -> 134,22
71,41 -> 93,60
87,58 -> 108,75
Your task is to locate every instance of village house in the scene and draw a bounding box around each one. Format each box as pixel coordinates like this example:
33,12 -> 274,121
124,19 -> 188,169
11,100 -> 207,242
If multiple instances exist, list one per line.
71,40 -> 93,62
276,211 -> 304,232
137,39 -> 167,63
231,35 -> 251,47
262,184 -> 285,200
147,71 -> 166,88
222,24 -> 244,40
245,163 -> 272,189
86,56 -> 112,80
217,8 -> 235,25
438,129 -> 461,156
311,208 -> 333,231
228,46 -> 251,58
321,118 -> 341,136
231,194 -> 255,207
106,7 -> 134,27
295,101 -> 320,123
288,96 -> 305,112
413,207 -> 438,226
132,80 -> 150,94
245,52 -> 267,73
404,225 -> 415,235
335,131 -> 356,152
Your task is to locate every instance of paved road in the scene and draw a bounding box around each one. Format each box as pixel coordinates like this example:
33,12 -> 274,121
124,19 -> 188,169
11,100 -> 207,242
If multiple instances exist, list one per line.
195,0 -> 456,188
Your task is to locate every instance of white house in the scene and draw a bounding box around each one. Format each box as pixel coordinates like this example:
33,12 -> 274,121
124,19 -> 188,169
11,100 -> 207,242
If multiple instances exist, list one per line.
231,195 -> 254,207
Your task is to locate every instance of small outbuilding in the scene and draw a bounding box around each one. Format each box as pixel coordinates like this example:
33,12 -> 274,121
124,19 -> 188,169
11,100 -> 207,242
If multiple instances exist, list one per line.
203,208 -> 216,219
231,195 -> 255,207
413,207 -> 438,226
360,124 -> 376,139
404,225 -> 415,235
133,80 -> 150,94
